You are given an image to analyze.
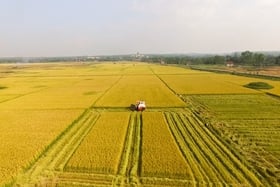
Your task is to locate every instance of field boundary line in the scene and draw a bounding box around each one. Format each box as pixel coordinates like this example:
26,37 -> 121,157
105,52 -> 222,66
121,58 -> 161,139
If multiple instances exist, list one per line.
0,86 -> 50,104
149,66 -> 188,108
90,75 -> 123,107
149,66 -> 177,95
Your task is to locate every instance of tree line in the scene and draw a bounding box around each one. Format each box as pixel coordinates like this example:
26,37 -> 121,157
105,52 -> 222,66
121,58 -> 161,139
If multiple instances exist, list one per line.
141,51 -> 280,67
1,51 -> 280,66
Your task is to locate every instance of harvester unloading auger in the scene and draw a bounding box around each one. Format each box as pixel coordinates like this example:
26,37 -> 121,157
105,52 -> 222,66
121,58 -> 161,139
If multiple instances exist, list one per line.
135,100 -> 146,111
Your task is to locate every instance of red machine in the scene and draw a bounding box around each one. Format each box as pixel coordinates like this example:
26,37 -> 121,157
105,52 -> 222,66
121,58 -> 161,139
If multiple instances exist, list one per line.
135,101 -> 146,111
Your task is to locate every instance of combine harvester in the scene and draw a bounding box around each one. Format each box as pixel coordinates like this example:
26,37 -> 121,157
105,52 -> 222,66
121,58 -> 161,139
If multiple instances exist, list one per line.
135,100 -> 146,111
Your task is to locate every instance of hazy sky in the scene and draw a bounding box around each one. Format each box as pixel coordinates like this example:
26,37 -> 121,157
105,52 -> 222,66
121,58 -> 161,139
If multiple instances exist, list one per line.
0,0 -> 280,57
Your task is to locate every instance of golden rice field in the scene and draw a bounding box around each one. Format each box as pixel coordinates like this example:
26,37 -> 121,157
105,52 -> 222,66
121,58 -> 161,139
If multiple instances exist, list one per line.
65,112 -> 130,174
141,112 -> 190,178
95,75 -> 186,107
159,74 -> 259,94
0,62 -> 280,186
0,109 -> 83,184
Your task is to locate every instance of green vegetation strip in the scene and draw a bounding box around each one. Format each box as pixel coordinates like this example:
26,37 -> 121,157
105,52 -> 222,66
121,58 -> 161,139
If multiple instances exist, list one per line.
244,82 -> 274,89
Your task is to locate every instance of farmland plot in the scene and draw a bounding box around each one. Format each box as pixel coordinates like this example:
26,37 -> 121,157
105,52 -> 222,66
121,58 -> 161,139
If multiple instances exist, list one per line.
95,75 -> 186,107
0,109 -> 83,184
2,62 -> 280,186
165,111 -> 263,186
120,62 -> 154,75
141,112 -> 191,182
0,76 -> 119,109
55,111 -> 142,187
190,94 -> 280,185
208,73 -> 280,96
65,112 -> 130,174
160,74 -> 258,94
0,63 -> 119,185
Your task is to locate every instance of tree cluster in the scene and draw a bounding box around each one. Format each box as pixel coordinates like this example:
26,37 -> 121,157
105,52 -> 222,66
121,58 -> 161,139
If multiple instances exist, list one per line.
227,51 -> 280,66
140,51 -> 280,67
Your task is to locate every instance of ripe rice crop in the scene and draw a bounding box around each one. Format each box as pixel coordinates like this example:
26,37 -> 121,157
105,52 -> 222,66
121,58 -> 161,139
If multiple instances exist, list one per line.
0,77 -> 47,96
205,73 -> 280,96
65,112 -> 130,174
141,112 -> 190,178
160,74 -> 258,94
95,75 -> 186,107
0,109 -> 83,184
2,62 -> 280,186
0,76 -> 119,110
119,62 -> 154,75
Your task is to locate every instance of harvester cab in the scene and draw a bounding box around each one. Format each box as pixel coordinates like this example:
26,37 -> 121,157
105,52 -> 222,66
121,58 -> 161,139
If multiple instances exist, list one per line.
135,100 -> 146,111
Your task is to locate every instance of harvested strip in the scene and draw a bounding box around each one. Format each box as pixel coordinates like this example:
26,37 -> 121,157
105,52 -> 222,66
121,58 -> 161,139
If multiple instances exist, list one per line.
164,112 -> 207,184
165,110 -> 263,186
115,112 -> 141,185
189,113 -> 263,186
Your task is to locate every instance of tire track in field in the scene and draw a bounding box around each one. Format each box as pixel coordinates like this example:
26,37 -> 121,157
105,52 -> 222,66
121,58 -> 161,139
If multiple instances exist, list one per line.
179,113 -> 242,184
189,113 -> 266,186
114,112 -> 142,186
14,109 -> 100,186
165,112 -> 204,184
165,111 -> 264,186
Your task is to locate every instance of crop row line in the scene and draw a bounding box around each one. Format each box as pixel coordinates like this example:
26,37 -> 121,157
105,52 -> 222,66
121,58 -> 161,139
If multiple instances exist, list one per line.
165,111 -> 264,186
191,111 -> 265,186
114,112 -> 142,186
55,111 -> 100,171
14,109 -> 100,186
182,113 -> 249,184
165,112 -> 222,185
189,98 -> 273,186
164,112 -> 202,183
0,86 -> 49,104
90,75 -> 123,107
43,170 -> 255,187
